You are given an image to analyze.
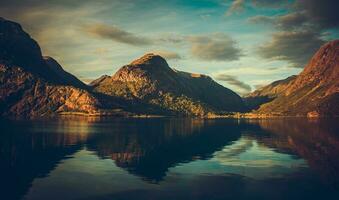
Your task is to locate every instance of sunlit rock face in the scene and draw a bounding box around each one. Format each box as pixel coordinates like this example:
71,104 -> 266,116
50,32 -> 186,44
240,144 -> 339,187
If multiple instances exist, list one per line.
0,65 -> 101,117
92,53 -> 246,116
249,40 -> 339,116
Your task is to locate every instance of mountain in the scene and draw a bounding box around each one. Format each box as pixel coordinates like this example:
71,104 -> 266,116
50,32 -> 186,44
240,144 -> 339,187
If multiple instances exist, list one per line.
0,64 -> 101,117
91,53 -> 246,116
250,40 -> 339,117
243,75 -> 297,110
1,17 -> 234,118
0,18 -> 98,117
0,17 -> 123,118
2,17 -> 337,118
3,17 -> 244,118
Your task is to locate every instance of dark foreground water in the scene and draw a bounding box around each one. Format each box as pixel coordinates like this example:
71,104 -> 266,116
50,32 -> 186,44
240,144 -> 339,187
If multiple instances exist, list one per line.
0,117 -> 339,200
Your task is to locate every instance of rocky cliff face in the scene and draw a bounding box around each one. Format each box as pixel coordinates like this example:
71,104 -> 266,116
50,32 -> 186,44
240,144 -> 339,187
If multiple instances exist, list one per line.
92,53 -> 246,116
253,40 -> 339,116
285,40 -> 339,96
0,64 -> 100,117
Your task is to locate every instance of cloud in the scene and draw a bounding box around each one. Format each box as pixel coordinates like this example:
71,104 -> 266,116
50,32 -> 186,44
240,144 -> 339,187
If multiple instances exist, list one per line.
250,0 -> 339,31
247,15 -> 274,24
251,0 -> 288,8
249,0 -> 337,68
295,0 -> 339,29
93,48 -> 109,55
275,12 -> 309,30
152,50 -> 181,60
85,23 -> 152,46
188,33 -> 242,61
257,30 -> 325,68
216,67 -> 287,76
225,0 -> 245,16
214,74 -> 252,94
248,13 -> 309,30
226,0 -> 288,16
158,33 -> 185,44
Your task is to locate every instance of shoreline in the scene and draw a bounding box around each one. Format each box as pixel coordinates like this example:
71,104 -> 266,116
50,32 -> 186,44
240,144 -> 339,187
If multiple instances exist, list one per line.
56,111 -> 338,119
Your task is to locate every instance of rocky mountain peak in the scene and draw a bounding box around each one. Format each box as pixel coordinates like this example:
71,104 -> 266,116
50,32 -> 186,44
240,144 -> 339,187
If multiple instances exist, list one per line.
112,53 -> 176,83
92,53 -> 246,115
302,40 -> 339,77
130,53 -> 168,67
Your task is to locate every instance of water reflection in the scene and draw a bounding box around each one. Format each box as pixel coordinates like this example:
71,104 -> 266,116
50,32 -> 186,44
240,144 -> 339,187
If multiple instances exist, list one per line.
86,119 -> 241,182
212,136 -> 306,179
254,119 -> 339,187
0,117 -> 338,200
0,119 -> 87,200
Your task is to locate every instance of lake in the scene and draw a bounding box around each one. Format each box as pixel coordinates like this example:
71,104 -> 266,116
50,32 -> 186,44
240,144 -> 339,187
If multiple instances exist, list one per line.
1,117 -> 339,200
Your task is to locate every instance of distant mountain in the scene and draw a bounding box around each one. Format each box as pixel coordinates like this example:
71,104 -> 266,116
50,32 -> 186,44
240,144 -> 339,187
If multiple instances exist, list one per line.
89,75 -> 110,87
243,75 -> 297,110
250,40 -> 339,117
91,53 -> 246,116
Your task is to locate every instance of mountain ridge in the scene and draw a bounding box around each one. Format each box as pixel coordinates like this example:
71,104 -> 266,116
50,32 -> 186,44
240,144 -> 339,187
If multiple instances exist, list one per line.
0,17 -> 338,118
0,17 -> 132,118
91,53 -> 246,116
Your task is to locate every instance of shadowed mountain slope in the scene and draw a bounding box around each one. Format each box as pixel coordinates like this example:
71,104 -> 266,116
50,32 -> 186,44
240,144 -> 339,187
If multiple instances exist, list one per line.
43,56 -> 88,89
0,17 -> 87,88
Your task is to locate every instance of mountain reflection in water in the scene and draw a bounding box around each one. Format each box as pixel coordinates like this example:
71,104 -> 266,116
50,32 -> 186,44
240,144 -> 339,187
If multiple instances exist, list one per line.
0,117 -> 338,200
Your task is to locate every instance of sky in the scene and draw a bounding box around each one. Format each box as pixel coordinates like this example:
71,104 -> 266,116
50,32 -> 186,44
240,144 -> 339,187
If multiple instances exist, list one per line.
1,0 -> 338,95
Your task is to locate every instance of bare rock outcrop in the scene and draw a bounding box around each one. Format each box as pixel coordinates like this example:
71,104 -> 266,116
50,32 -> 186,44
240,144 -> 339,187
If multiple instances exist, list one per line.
0,64 -> 100,117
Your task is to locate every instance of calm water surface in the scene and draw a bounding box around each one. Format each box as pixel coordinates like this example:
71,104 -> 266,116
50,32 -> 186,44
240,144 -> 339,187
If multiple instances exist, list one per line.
1,117 -> 339,200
